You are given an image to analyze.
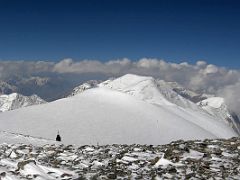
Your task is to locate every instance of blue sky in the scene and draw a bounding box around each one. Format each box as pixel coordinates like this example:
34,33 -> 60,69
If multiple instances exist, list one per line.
0,0 -> 239,68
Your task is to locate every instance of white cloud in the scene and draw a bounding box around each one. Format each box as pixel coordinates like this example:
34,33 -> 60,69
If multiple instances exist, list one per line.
196,60 -> 207,67
217,82 -> 240,114
202,64 -> 219,75
0,61 -> 54,78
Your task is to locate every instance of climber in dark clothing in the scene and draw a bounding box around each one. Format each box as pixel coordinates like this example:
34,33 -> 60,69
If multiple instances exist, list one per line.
56,131 -> 61,142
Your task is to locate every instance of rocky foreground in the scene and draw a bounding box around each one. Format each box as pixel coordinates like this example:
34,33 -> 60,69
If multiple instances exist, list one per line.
0,137 -> 239,180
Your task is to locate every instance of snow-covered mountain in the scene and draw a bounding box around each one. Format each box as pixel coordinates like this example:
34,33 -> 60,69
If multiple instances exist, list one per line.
0,93 -> 46,112
0,74 -> 237,145
70,76 -> 212,106
100,76 -> 200,110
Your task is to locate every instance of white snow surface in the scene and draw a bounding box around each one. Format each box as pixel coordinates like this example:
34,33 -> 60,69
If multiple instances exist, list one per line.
0,131 -> 57,146
0,74 -> 237,145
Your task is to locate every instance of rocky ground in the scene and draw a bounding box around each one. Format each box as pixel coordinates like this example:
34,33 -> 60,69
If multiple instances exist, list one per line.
0,137 -> 239,179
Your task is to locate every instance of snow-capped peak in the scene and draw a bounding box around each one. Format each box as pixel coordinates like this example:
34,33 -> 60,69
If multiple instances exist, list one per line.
99,74 -> 199,110
99,74 -> 173,106
0,93 -> 46,112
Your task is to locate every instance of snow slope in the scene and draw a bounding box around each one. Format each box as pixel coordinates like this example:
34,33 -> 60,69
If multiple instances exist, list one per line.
0,131 -> 57,146
0,93 -> 45,112
0,74 -> 237,145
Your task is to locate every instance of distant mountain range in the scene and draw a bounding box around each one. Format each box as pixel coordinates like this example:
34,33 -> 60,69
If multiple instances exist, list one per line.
0,76 -> 76,101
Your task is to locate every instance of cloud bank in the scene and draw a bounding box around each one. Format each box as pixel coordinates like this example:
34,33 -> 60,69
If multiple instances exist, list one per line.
0,58 -> 240,114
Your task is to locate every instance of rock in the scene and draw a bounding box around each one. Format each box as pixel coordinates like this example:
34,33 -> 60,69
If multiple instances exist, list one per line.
107,172 -> 117,179
17,159 -> 36,170
61,173 -> 72,178
0,172 -> 6,177
167,166 -> 177,173
185,172 -> 195,179
150,156 -> 160,165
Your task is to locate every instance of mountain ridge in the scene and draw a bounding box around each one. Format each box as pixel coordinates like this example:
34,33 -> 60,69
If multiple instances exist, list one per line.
0,74 -> 237,146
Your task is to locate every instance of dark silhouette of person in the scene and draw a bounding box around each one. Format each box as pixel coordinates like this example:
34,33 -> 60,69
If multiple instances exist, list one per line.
56,131 -> 61,142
